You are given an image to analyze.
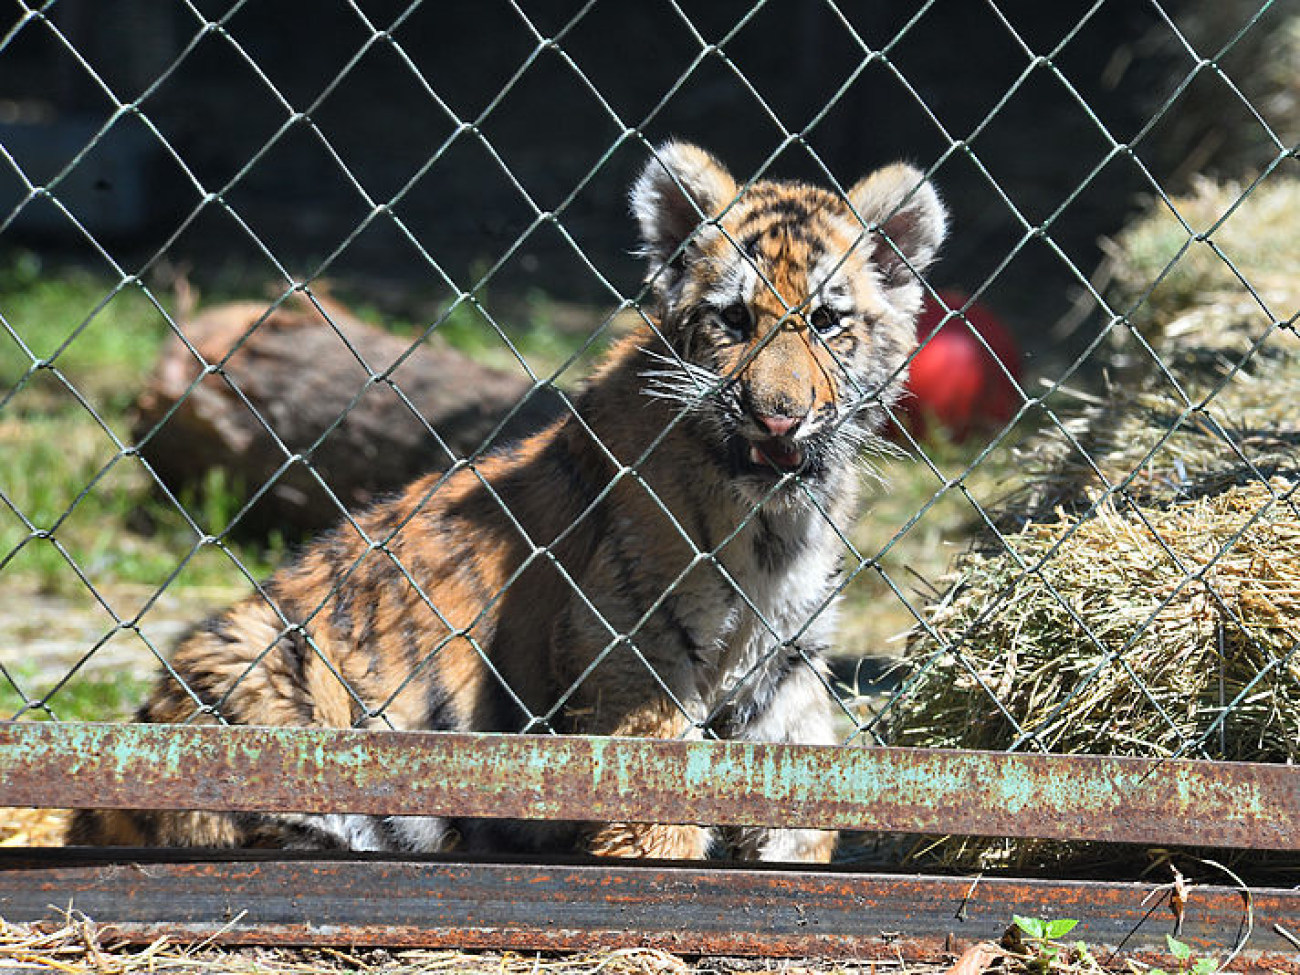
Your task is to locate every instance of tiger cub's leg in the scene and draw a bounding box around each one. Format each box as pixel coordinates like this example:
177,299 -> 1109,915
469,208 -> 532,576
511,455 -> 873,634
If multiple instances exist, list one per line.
67,597 -> 455,853
725,822 -> 837,863
587,821 -> 712,859
730,660 -> 839,864
581,696 -> 713,860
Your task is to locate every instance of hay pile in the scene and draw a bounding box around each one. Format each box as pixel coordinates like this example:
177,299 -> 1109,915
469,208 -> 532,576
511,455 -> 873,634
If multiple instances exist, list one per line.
889,177 -> 1300,867
0,806 -> 67,847
895,478 -> 1299,759
1005,177 -> 1300,522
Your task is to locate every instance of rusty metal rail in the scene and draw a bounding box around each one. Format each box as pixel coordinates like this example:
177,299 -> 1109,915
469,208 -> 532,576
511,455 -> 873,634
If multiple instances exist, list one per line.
5,722 -> 1297,965
2,850 -> 1297,971
2,722 -> 1298,849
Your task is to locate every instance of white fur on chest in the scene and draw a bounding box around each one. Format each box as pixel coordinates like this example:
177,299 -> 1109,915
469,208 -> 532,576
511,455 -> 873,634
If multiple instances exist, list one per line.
672,500 -> 843,723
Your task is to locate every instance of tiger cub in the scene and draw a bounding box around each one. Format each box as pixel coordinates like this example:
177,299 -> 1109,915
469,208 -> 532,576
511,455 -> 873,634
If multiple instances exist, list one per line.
69,143 -> 946,862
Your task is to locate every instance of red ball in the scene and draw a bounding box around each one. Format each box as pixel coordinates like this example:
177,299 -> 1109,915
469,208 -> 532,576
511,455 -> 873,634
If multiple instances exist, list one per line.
901,290 -> 1022,443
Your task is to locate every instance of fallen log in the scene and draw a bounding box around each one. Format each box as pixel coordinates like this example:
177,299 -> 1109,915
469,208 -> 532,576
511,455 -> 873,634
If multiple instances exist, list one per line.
133,294 -> 563,537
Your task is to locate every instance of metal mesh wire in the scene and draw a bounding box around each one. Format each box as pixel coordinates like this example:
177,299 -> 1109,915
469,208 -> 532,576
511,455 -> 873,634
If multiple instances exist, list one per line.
1,0 -> 1298,791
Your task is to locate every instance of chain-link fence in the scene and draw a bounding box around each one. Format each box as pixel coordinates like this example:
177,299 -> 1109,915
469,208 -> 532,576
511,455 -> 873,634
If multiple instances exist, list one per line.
1,0 -> 1298,875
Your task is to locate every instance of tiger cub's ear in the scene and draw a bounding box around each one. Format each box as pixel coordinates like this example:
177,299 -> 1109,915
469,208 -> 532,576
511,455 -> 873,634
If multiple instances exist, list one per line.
848,164 -> 948,301
631,142 -> 738,285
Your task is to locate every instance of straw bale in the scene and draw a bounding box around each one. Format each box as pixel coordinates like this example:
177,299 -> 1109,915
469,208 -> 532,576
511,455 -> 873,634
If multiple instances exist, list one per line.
1004,178 -> 1300,523
890,177 -> 1300,870
894,478 -> 1300,761
0,806 -> 68,847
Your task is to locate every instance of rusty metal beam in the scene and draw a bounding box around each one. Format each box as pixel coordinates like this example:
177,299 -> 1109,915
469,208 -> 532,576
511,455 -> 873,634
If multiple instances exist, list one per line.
2,722 -> 1297,850
1,851 -> 1295,971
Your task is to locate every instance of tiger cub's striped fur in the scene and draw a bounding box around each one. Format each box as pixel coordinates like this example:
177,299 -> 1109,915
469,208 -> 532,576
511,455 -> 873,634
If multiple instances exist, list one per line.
69,143 -> 946,861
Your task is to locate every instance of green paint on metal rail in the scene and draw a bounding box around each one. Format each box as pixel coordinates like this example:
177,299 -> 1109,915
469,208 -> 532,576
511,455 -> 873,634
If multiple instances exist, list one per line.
0,721 -> 1296,849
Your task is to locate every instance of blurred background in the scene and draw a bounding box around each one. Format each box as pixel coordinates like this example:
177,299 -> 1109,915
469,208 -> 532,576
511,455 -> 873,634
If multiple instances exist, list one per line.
3,0 -> 1295,356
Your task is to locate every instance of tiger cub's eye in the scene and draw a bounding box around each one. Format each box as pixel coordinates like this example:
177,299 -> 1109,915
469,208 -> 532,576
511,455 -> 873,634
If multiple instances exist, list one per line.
809,306 -> 842,336
719,302 -> 752,338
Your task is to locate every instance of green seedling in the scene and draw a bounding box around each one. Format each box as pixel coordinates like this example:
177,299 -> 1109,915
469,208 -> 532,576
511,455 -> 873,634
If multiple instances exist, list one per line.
1012,915 -> 1082,972
1146,935 -> 1218,975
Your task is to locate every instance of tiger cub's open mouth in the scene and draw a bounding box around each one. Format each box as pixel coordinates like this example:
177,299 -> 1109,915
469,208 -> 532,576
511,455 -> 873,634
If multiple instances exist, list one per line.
743,436 -> 805,474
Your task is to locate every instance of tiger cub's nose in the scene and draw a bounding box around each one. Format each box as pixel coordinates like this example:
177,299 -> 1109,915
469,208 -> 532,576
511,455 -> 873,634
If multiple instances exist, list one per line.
754,411 -> 803,438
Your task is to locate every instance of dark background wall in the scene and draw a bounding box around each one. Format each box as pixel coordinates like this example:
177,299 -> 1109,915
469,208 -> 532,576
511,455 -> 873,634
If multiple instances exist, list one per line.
1,0 -> 1292,365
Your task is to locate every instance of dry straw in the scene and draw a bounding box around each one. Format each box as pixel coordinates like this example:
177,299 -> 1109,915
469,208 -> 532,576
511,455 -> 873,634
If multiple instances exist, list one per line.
889,176 -> 1300,869
895,478 -> 1300,759
0,913 -> 921,975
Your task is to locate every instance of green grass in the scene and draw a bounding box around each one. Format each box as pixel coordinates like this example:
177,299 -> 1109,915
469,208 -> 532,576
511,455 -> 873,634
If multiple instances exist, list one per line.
0,255 -> 283,596
372,287 -> 611,385
0,658 -> 152,722
0,252 -> 169,414
0,251 -> 278,724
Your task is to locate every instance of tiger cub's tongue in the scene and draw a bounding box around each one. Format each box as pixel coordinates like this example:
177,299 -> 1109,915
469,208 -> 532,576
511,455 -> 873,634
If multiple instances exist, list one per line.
749,440 -> 803,472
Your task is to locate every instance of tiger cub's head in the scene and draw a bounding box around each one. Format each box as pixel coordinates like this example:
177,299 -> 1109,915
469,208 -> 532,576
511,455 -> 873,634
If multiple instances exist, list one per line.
631,142 -> 947,496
